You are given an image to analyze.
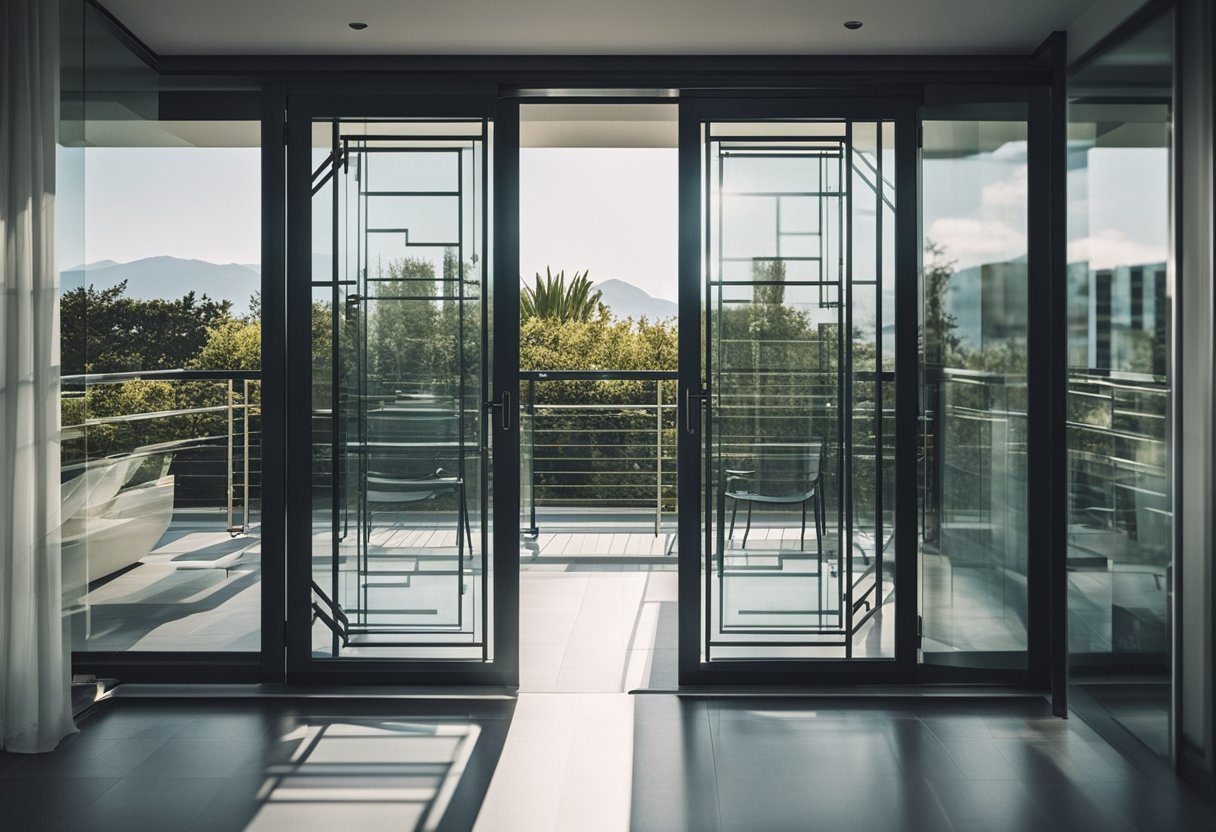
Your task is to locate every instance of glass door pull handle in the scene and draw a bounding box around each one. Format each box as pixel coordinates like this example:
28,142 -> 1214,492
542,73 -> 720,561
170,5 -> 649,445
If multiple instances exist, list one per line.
486,390 -> 512,431
685,388 -> 707,435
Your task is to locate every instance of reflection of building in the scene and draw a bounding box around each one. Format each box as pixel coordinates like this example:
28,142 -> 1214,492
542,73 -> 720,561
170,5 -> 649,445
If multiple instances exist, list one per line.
1067,261 -> 1167,375
946,260 -> 1029,349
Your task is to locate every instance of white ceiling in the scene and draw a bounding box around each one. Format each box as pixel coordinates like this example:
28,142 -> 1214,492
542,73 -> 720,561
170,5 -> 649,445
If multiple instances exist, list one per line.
101,0 -> 1099,57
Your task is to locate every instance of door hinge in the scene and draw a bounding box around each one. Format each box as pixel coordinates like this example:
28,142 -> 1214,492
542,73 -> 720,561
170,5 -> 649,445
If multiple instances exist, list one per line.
916,614 -> 923,647
916,124 -> 923,149
283,620 -> 289,646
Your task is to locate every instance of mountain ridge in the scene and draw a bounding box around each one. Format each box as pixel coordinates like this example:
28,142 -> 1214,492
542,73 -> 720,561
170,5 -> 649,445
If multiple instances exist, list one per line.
62,256 -> 677,322
595,278 -> 677,321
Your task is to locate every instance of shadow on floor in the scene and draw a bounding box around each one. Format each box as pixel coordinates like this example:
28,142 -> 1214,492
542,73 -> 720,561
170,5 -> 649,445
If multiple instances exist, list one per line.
0,696 -> 514,832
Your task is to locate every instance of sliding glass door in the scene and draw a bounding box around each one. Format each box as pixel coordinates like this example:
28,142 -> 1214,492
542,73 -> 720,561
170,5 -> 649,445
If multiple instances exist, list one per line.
919,101 -> 1033,673
677,98 -> 918,683
286,97 -> 517,684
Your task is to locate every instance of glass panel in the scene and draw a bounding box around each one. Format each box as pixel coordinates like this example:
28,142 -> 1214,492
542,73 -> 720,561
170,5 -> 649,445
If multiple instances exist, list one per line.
310,120 -> 490,661
59,2 -> 263,652
1067,6 -> 1174,761
920,108 -> 1030,669
703,120 -> 896,661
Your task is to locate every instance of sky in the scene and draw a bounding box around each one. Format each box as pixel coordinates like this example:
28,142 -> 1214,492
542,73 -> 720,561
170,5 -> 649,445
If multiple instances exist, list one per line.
64,147 -> 262,270
66,142 -> 1168,303
520,148 -> 679,302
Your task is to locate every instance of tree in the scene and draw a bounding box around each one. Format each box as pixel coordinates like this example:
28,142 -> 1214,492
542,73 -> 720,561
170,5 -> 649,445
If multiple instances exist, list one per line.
194,319 -> 261,371
923,239 -> 963,365
368,255 -> 443,392
60,280 -> 232,374
520,268 -> 605,323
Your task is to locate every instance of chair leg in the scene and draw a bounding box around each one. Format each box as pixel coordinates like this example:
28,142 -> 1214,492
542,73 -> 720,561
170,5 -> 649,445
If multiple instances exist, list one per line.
729,497 -> 738,542
815,493 -> 824,613
461,485 -> 473,560
742,501 -> 753,548
800,500 -> 807,551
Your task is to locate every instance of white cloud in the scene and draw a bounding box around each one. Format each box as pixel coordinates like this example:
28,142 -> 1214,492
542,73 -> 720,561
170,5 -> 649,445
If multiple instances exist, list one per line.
1067,229 -> 1167,270
981,167 -> 1028,208
925,217 -> 1027,268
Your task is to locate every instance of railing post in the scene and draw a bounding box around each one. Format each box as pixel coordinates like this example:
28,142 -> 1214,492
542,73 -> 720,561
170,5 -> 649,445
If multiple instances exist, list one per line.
243,378 -> 251,532
529,377 -> 538,537
226,378 -> 235,532
656,379 -> 662,537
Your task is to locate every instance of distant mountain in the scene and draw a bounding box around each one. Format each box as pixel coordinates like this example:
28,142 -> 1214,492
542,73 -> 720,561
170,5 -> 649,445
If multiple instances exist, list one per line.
61,256 -> 260,315
60,258 -> 679,323
597,279 -> 677,322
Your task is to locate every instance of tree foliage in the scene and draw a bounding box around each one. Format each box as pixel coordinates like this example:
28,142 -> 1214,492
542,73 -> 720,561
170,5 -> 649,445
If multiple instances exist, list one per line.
60,280 -> 232,375
520,267 -> 605,323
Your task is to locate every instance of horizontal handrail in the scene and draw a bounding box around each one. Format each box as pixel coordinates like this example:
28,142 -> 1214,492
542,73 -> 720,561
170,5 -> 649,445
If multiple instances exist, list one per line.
62,368 -> 261,385
520,370 -> 678,381
71,401 -> 256,428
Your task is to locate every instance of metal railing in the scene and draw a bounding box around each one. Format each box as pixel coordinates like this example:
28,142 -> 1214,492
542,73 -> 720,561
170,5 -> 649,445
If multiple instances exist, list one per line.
61,368 -> 261,532
1065,368 -> 1169,554
520,371 -> 678,537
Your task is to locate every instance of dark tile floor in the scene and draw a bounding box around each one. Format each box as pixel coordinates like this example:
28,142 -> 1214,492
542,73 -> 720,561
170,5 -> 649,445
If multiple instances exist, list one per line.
1,694 -> 1213,832
629,696 -> 1216,832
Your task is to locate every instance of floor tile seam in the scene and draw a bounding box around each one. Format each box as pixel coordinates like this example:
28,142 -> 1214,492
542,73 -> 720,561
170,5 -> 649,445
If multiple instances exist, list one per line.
704,700 -> 725,832
878,720 -> 970,783
0,772 -> 126,812
924,724 -> 1029,783
1017,779 -> 1144,832
918,775 -> 962,832
528,700 -> 581,832
1084,777 -> 1216,828
549,576 -> 592,693
1068,708 -> 1191,791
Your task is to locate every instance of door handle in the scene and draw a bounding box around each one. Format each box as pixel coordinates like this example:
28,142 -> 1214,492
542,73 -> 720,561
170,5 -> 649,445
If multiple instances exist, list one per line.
486,390 -> 512,432
685,387 -> 707,435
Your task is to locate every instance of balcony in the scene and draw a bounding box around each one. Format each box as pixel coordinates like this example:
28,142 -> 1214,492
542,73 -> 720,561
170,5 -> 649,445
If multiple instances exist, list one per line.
520,371 -> 678,561
61,369 -> 261,652
58,361 -> 1169,662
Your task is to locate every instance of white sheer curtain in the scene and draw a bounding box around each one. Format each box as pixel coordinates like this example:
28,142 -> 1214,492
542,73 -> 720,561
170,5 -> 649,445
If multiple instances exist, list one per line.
1,0 -> 78,753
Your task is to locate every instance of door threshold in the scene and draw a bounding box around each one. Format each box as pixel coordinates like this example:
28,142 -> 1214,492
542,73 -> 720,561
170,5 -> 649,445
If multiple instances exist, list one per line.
110,683 -> 518,700
631,685 -> 1047,700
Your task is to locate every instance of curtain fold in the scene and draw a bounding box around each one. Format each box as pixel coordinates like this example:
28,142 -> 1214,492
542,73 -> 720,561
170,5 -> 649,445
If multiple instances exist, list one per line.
1,0 -> 78,753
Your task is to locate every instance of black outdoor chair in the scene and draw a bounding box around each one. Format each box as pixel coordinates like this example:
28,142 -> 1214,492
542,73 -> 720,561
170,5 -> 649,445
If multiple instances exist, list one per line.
366,467 -> 473,558
725,439 -> 827,570
364,395 -> 473,559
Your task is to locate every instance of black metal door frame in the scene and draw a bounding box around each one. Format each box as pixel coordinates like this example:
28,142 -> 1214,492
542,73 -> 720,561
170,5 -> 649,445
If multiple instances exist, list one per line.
676,95 -> 920,685
283,92 -> 519,685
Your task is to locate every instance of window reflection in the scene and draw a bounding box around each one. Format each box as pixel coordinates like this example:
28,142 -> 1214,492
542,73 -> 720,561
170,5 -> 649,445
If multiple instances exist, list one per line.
1066,7 -> 1174,761
921,112 -> 1030,667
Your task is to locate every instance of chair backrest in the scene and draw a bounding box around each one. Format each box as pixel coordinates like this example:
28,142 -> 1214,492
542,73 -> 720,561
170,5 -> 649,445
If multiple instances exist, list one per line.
750,439 -> 825,499
365,395 -> 462,478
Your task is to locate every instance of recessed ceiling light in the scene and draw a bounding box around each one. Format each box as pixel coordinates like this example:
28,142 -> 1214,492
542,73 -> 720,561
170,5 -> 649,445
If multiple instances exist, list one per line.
843,20 -> 863,30
348,22 -> 368,30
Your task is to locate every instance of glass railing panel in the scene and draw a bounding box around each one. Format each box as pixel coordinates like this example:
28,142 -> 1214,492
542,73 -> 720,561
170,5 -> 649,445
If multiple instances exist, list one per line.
60,372 -> 262,652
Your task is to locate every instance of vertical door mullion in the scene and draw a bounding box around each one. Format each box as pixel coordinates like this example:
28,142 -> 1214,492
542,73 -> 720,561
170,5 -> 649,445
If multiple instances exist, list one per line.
259,84 -> 288,683
678,103 -> 704,679
492,99 -> 521,684
284,99 -> 314,678
893,99 -> 920,679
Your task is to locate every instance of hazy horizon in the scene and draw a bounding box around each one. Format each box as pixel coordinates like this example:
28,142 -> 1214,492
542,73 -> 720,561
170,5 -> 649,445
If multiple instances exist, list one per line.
67,142 -> 1167,307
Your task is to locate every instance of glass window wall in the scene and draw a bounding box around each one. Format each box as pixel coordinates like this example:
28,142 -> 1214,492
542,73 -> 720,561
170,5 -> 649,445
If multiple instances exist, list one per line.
59,1 -> 262,652
920,107 -> 1031,669
1067,6 -> 1175,761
